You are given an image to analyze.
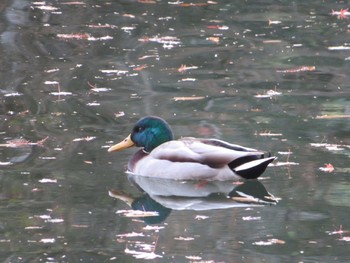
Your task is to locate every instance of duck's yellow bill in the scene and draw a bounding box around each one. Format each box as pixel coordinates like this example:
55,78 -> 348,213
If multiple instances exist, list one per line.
108,134 -> 135,152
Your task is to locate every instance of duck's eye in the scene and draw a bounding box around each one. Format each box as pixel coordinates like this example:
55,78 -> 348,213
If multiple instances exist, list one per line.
134,126 -> 144,133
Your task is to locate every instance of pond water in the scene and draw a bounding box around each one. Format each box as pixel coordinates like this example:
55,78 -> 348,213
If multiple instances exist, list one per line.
0,0 -> 350,262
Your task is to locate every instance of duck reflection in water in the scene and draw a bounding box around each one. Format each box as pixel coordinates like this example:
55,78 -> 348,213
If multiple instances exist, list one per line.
109,173 -> 279,224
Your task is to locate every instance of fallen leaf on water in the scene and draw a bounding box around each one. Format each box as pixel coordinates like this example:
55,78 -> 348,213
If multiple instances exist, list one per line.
39,178 -> 58,183
117,232 -> 144,237
207,36 -> 220,44
207,25 -> 229,30
254,90 -> 282,98
116,209 -> 159,217
178,64 -> 199,72
278,151 -> 293,155
185,255 -> 202,260
173,96 -> 205,101
330,8 -> 350,19
45,218 -> 64,223
276,66 -> 315,73
253,238 -> 285,246
195,215 -> 209,220
100,69 -> 128,75
269,162 -> 299,167
57,34 -> 113,41
319,163 -> 335,173
257,131 -> 283,136
38,238 -> 56,244
268,19 -> 282,25
57,33 -> 91,39
174,236 -> 195,241
50,91 -> 73,96
32,4 -> 59,11
4,92 -> 23,97
242,216 -> 261,221
0,137 -> 48,148
310,143 -> 348,151
327,46 -> 350,50
339,236 -> 350,241
87,24 -> 118,29
133,65 -> 148,71
143,225 -> 165,231
316,115 -> 350,119
327,225 -> 349,236
124,248 -> 162,259
73,136 -> 96,142
115,111 -> 125,118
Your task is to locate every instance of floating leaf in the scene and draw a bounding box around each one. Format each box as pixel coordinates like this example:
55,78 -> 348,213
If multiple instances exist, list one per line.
195,215 -> 209,220
254,90 -> 282,98
116,209 -> 159,217
257,131 -> 283,136
39,238 -> 56,243
316,115 -> 350,119
117,232 -> 145,237
327,46 -> 350,50
276,66 -> 315,73
330,8 -> 350,19
174,236 -> 195,241
173,96 -> 205,101
38,178 -> 57,183
242,216 -> 261,221
253,238 -> 285,246
269,162 -> 299,167
124,248 -> 162,259
177,64 -> 198,72
319,163 -> 335,173
143,225 -> 165,231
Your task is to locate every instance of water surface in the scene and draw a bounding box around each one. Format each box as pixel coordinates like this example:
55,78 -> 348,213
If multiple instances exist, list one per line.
0,0 -> 350,262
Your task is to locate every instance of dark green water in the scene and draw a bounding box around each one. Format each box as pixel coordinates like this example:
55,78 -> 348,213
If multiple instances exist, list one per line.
0,0 -> 349,262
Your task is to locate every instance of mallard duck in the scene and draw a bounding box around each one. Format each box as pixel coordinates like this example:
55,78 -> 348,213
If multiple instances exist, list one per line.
108,116 -> 276,181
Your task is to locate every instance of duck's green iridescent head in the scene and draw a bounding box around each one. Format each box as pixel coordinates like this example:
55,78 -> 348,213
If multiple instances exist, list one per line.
108,116 -> 174,153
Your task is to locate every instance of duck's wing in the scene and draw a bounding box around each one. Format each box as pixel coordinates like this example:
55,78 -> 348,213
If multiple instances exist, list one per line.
130,138 -> 275,180
150,138 -> 265,167
197,138 -> 260,152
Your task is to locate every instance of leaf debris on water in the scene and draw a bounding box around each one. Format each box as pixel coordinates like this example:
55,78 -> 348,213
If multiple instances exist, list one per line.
116,209 -> 159,217
253,238 -> 285,246
315,115 -> 350,119
185,255 -> 202,260
143,225 -> 165,231
276,66 -> 315,73
116,232 -> 145,237
177,64 -> 199,72
124,248 -> 162,259
38,178 -> 58,183
242,216 -> 261,221
310,143 -> 349,151
269,161 -> 299,167
173,96 -> 205,101
257,131 -> 283,137
254,90 -> 282,98
319,163 -> 335,173
174,236 -> 195,241
0,137 -> 48,148
195,215 -> 209,220
73,136 -> 96,142
39,238 -> 56,243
